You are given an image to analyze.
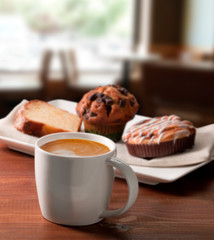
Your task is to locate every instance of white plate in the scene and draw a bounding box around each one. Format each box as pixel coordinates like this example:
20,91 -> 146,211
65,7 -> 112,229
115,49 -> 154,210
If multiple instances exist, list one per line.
0,99 -> 212,185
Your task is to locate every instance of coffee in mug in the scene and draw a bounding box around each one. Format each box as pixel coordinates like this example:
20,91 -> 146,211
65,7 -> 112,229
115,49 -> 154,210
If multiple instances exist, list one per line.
41,139 -> 110,156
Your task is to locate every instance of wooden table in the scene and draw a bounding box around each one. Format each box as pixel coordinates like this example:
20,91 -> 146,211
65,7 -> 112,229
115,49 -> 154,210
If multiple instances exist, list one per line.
1,142 -> 214,240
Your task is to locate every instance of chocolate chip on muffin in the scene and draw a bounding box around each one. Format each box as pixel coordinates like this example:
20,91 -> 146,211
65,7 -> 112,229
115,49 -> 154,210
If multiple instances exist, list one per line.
83,113 -> 89,120
103,96 -> 114,105
119,99 -> 126,108
96,97 -> 103,104
129,98 -> 135,106
117,87 -> 128,96
90,112 -> 97,117
105,105 -> 112,116
87,92 -> 98,101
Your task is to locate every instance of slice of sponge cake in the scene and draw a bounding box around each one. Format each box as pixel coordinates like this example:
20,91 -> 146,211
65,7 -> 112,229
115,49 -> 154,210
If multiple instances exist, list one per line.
14,100 -> 81,137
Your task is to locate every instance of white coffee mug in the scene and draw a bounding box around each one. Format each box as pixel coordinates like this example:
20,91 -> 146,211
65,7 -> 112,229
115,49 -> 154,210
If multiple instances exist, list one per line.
35,132 -> 139,226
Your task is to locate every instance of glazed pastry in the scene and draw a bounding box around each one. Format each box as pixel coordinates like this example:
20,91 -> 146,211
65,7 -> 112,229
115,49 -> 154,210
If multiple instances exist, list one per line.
76,85 -> 139,141
122,115 -> 196,158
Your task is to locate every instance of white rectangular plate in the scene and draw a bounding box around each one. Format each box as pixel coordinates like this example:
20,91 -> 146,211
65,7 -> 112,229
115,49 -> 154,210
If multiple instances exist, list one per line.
0,99 -> 212,185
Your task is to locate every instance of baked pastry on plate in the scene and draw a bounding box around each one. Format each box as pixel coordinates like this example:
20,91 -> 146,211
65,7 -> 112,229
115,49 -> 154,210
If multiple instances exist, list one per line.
122,115 -> 196,158
14,100 -> 81,137
76,85 -> 139,141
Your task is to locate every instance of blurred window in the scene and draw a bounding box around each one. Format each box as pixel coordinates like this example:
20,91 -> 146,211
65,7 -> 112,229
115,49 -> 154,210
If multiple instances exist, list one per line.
0,0 -> 133,73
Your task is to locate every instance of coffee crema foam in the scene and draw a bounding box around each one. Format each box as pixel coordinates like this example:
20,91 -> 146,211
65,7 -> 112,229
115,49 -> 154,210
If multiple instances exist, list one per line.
41,139 -> 110,157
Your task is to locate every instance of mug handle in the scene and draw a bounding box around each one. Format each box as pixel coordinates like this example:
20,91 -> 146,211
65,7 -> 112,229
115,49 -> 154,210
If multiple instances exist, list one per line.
100,157 -> 139,218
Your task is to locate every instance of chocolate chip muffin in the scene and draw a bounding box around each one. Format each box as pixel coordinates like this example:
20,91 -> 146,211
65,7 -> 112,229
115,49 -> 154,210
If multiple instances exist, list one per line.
122,115 -> 196,158
76,85 -> 139,141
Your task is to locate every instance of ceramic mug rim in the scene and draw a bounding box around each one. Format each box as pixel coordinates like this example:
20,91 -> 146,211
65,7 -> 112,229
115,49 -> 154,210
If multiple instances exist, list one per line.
35,132 -> 116,159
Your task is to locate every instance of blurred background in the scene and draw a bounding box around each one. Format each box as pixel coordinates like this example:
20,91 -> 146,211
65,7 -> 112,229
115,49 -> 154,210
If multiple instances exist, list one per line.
0,0 -> 214,127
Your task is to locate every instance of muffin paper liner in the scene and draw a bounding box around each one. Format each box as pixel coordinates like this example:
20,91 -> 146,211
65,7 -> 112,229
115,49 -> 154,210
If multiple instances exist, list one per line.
84,121 -> 125,142
126,134 -> 196,159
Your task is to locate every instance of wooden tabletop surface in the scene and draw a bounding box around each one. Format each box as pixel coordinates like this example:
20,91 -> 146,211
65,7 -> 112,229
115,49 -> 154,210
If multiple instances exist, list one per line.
1,142 -> 214,240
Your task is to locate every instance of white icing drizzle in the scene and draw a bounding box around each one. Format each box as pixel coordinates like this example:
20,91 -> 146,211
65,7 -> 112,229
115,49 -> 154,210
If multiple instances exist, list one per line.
122,115 -> 194,145
173,129 -> 190,144
157,132 -> 165,144
140,136 -> 146,143
148,135 -> 155,144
